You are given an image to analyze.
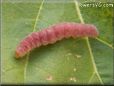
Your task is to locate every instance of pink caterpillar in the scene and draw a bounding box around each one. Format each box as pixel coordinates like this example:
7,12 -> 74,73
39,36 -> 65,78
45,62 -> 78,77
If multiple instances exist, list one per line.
15,22 -> 99,58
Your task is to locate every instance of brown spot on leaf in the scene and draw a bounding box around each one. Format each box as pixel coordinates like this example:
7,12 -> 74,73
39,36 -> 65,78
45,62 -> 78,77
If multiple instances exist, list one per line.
46,75 -> 53,81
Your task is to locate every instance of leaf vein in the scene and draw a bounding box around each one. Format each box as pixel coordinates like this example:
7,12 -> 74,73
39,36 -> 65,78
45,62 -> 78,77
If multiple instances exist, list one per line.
74,0 -> 103,84
23,0 -> 45,82
96,37 -> 114,49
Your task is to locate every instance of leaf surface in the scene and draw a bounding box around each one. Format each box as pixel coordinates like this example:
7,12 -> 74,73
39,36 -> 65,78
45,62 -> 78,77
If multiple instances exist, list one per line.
2,0 -> 113,84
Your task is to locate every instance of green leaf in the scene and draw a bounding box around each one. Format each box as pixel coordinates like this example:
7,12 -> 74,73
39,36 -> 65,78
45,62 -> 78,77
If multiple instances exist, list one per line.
1,0 -> 113,84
